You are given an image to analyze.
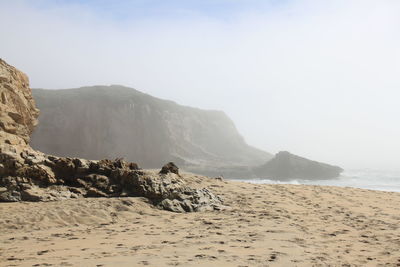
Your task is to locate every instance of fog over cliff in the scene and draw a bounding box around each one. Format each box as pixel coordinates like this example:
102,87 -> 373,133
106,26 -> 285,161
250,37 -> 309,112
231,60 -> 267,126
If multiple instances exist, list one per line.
1,0 -> 400,170
31,86 -> 271,174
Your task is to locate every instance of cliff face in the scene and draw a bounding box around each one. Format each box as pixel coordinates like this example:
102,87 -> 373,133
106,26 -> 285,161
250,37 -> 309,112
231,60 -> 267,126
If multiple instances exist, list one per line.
254,151 -> 343,180
0,59 -> 38,147
31,86 -> 272,173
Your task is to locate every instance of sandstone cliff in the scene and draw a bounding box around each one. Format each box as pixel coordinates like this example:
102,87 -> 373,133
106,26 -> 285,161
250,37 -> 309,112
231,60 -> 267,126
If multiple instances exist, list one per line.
0,59 -> 38,148
31,86 -> 272,175
0,59 -> 223,212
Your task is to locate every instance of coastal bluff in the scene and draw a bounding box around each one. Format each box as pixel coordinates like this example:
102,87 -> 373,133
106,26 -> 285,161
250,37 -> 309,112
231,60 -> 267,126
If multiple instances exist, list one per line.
30,86 -> 272,176
30,87 -> 344,180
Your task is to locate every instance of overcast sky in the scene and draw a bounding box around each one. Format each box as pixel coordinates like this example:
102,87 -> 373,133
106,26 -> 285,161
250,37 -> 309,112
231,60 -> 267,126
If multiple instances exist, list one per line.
1,0 -> 400,170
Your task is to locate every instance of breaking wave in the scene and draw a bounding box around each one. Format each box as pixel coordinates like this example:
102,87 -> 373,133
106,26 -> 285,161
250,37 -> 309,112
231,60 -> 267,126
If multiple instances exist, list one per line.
236,169 -> 400,193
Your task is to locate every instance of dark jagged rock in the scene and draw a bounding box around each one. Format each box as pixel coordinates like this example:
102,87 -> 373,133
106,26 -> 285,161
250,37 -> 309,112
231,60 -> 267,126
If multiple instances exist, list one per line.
254,151 -> 343,180
159,162 -> 179,175
0,59 -> 224,212
0,143 -> 224,211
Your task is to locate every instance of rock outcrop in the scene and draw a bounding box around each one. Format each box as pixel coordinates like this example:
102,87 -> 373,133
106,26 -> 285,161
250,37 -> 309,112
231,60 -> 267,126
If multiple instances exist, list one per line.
0,59 -> 223,212
0,59 -> 39,147
159,162 -> 180,175
254,151 -> 343,180
0,152 -> 223,212
30,86 -> 272,177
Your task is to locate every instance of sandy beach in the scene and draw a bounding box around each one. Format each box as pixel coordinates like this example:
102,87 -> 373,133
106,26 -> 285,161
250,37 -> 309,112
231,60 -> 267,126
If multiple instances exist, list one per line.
1,173 -> 400,267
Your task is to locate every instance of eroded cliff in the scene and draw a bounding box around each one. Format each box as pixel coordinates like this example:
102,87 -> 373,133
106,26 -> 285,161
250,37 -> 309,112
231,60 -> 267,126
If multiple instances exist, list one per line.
31,86 -> 271,176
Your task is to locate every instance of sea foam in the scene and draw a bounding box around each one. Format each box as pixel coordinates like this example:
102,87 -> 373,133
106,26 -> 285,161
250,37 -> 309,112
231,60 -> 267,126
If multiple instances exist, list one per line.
236,169 -> 400,193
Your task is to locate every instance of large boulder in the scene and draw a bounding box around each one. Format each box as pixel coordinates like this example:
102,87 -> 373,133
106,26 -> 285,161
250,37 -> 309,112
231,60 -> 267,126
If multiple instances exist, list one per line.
159,162 -> 179,175
254,151 -> 343,180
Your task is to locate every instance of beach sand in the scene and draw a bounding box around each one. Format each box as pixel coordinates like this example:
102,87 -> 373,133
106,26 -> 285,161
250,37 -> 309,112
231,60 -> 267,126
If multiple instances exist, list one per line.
1,173 -> 400,266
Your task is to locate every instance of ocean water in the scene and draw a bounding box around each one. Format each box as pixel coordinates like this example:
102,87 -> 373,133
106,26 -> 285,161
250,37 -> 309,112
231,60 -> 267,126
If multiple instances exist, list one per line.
237,169 -> 400,193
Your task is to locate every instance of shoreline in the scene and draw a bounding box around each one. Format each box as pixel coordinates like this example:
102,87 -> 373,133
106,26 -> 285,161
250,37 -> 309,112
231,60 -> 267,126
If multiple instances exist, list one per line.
232,172 -> 400,193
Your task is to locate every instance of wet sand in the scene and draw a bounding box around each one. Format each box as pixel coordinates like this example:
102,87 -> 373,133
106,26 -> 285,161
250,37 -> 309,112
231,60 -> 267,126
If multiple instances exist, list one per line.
1,174 -> 400,266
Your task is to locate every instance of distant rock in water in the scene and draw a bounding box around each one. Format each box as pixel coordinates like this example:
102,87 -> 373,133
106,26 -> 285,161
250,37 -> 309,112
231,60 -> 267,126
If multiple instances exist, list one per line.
254,151 -> 343,180
30,86 -> 271,177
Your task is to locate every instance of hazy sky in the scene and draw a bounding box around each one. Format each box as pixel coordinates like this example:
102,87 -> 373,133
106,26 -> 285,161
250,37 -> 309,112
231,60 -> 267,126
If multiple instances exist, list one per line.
1,0 -> 400,170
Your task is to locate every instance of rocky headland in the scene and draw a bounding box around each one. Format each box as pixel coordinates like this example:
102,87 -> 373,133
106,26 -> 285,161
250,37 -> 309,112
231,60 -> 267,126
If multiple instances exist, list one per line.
30,86 -> 343,179
0,58 -> 223,212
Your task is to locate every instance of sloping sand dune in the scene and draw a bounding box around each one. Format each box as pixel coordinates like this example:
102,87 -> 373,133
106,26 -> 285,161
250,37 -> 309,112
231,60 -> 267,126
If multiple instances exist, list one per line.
1,174 -> 400,266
